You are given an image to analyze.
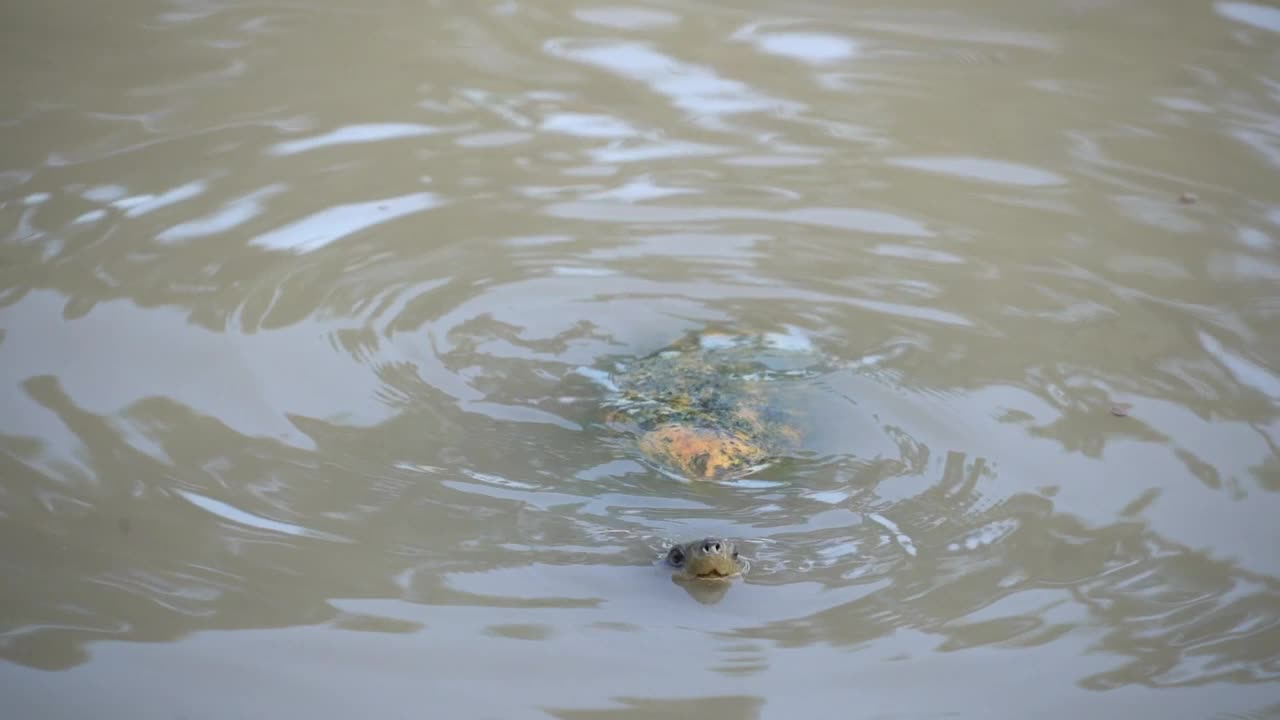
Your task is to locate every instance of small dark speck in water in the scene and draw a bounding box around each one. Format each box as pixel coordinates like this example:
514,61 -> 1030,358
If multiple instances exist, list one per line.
1178,192 -> 1198,204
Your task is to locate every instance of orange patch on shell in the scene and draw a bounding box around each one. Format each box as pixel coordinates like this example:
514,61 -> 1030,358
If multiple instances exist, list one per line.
638,424 -> 768,480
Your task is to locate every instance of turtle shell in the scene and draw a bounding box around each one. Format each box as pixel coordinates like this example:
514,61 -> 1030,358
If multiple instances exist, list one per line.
605,330 -> 820,480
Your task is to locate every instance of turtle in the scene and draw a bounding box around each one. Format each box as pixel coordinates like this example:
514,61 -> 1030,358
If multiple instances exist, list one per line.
660,536 -> 746,603
599,329 -> 829,481
663,537 -> 744,581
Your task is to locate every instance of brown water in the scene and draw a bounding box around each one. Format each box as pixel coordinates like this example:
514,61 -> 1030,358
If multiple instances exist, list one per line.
2,0 -> 1280,717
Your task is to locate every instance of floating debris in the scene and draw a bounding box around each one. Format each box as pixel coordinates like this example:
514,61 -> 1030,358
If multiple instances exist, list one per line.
1178,192 -> 1198,205
1110,403 -> 1134,417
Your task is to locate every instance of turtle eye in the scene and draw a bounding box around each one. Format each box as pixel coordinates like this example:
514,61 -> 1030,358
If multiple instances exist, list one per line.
668,548 -> 685,566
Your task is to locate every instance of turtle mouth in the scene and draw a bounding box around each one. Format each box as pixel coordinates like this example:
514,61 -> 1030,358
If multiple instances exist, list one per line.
693,568 -> 736,579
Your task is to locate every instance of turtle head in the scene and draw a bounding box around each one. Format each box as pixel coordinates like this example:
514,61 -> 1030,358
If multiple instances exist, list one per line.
664,538 -> 743,581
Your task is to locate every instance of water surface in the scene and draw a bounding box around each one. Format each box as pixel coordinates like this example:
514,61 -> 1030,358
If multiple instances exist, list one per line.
2,0 -> 1279,718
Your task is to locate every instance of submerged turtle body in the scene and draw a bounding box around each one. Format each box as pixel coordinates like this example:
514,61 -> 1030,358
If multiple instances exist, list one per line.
605,330 -> 826,481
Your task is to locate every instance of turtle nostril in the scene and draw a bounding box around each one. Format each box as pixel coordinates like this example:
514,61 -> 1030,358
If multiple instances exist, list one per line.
703,540 -> 721,553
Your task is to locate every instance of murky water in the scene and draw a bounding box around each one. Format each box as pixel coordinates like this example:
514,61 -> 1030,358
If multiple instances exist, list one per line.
3,0 -> 1280,717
